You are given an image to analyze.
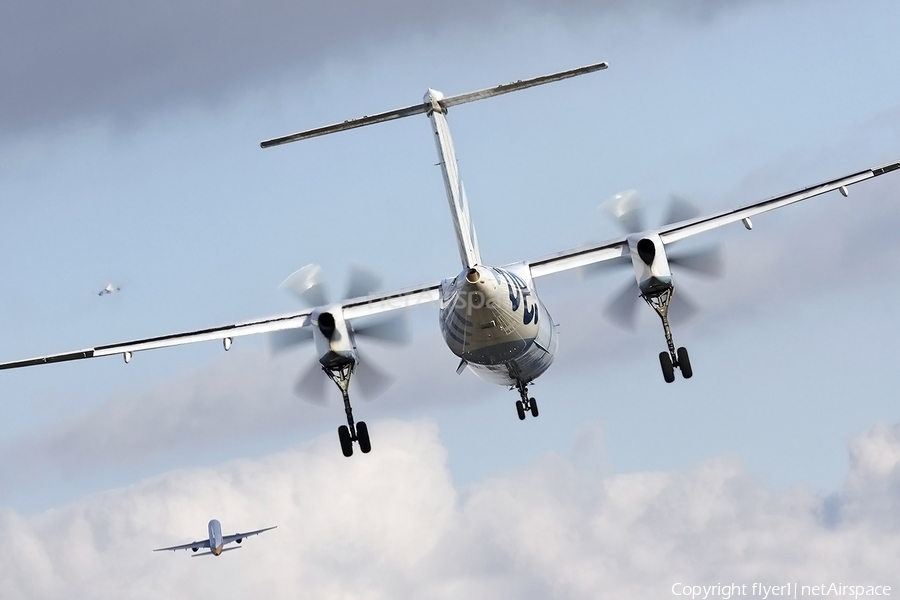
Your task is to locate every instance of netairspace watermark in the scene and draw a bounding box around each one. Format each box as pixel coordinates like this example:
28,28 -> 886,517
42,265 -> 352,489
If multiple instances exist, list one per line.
671,583 -> 892,600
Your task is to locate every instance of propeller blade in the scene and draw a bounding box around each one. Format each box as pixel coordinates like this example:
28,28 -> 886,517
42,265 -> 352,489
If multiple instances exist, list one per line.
602,189 -> 644,233
354,358 -> 393,400
668,289 -> 699,327
669,246 -> 723,278
343,263 -> 382,301
280,264 -> 329,307
661,195 -> 701,226
353,313 -> 411,345
294,360 -> 329,405
268,327 -> 314,354
580,255 -> 631,278
604,282 -> 641,330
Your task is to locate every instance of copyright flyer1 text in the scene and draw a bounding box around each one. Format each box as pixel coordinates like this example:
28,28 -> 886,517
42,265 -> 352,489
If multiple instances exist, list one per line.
671,583 -> 892,599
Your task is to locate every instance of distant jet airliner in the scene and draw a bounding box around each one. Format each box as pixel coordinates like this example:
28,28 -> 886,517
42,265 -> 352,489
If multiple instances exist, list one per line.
153,519 -> 276,557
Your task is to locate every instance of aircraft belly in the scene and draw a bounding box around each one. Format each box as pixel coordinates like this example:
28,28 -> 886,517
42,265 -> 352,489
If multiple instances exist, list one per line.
465,335 -> 555,386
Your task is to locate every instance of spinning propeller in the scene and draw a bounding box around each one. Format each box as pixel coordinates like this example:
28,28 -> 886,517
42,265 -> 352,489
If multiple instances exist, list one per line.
596,190 -> 723,329
269,264 -> 410,404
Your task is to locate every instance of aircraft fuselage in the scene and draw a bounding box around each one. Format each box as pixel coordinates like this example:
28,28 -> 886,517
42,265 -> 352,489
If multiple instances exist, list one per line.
208,519 -> 224,556
439,263 -> 557,386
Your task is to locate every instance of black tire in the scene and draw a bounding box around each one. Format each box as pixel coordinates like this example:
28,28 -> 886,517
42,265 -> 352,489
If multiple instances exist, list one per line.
356,421 -> 372,453
515,400 -> 526,420
338,425 -> 353,457
677,347 -> 693,379
530,398 -> 539,418
659,351 -> 675,383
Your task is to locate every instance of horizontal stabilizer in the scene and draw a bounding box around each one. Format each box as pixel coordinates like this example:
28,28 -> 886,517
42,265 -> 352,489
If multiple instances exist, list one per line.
190,547 -> 242,557
260,61 -> 608,148
440,61 -> 608,109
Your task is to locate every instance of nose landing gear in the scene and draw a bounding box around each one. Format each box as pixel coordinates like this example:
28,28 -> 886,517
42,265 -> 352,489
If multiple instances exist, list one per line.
325,362 -> 372,457
643,287 -> 692,383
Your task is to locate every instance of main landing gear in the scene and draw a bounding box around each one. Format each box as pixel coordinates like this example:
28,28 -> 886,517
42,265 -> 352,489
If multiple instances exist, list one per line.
643,287 -> 693,383
513,380 -> 539,421
324,362 -> 371,457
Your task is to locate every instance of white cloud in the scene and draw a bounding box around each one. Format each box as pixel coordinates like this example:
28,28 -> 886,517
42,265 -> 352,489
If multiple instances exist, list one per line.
2,419 -> 899,599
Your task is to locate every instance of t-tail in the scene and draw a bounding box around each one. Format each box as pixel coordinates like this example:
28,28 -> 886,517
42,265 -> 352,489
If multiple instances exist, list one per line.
260,61 -> 609,270
425,88 -> 481,268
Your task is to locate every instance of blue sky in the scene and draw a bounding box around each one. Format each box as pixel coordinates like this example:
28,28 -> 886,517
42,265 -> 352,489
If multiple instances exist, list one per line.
1,0 -> 900,597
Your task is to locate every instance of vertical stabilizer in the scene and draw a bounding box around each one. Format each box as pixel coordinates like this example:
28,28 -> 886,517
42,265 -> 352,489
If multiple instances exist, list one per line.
426,89 -> 482,268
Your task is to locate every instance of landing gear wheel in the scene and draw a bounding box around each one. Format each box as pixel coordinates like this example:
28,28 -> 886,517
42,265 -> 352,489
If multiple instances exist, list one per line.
677,347 -> 692,379
338,425 -> 353,457
515,400 -> 526,420
659,351 -> 675,383
530,398 -> 539,418
356,421 -> 372,453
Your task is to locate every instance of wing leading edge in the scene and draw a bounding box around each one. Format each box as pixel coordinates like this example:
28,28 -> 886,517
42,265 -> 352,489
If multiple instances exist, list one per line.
0,282 -> 441,371
527,159 -> 900,278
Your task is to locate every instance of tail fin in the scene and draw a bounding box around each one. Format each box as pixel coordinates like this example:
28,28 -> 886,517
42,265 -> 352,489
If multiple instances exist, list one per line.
427,95 -> 482,267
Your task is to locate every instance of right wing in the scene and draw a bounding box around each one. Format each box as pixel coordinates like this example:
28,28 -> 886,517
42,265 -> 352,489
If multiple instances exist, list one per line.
526,159 -> 900,278
0,281 -> 441,371
221,525 -> 278,545
153,539 -> 210,552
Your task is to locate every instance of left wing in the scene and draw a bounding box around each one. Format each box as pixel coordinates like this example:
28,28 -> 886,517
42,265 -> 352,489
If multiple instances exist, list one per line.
528,159 -> 900,278
153,538 -> 211,552
221,525 -> 278,545
0,281 -> 441,371
0,310 -> 314,370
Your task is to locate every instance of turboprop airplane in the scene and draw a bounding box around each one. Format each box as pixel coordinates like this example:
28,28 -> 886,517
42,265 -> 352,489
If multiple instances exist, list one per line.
153,519 -> 276,557
1,61 -> 898,458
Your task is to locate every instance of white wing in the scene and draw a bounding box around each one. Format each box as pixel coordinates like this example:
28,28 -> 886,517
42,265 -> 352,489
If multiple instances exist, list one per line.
0,282 -> 441,371
221,525 -> 277,545
153,538 -> 210,552
0,310 -> 312,370
527,159 -> 900,278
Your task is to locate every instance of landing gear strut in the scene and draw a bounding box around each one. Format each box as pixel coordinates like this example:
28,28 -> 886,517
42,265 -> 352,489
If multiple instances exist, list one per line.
323,362 -> 371,457
642,287 -> 692,383
513,379 -> 539,420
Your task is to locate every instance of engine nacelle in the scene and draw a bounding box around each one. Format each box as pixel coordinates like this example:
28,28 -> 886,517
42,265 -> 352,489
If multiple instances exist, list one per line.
236,538 -> 243,544
626,233 -> 673,296
311,308 -> 358,368
192,547 -> 198,552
